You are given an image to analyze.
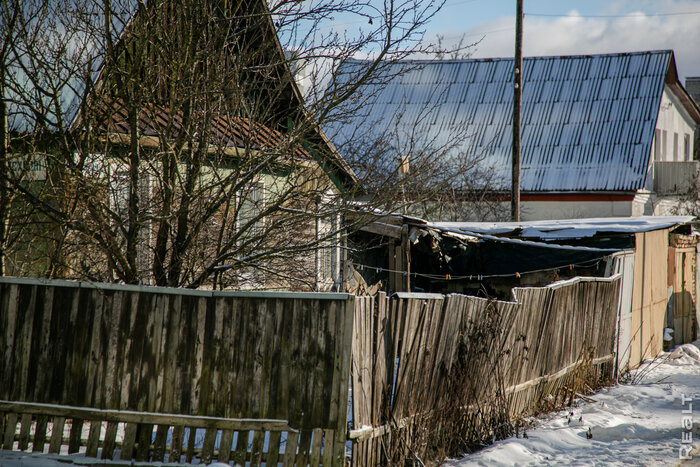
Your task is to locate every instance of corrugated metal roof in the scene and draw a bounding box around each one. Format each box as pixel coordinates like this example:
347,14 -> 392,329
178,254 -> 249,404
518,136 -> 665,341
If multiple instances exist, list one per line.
327,51 -> 675,192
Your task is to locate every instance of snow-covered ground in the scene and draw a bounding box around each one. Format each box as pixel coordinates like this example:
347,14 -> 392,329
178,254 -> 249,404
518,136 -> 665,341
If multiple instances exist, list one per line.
2,343 -> 700,466
451,341 -> 700,467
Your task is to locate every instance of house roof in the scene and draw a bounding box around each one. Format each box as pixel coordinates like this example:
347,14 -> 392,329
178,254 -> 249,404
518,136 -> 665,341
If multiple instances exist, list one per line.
8,0 -> 357,187
94,98 -> 311,159
328,50 -> 700,193
432,215 -> 695,241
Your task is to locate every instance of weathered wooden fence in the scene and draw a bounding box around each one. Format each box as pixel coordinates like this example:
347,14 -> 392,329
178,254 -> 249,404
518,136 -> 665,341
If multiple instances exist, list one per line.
0,277 -> 354,465
349,275 -> 621,465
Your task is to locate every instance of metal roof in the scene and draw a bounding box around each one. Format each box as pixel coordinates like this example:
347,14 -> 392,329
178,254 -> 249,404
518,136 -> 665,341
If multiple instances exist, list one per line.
327,51 -> 677,192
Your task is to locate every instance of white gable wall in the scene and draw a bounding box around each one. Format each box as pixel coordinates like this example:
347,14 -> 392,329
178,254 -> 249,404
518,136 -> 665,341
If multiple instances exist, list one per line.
651,85 -> 696,164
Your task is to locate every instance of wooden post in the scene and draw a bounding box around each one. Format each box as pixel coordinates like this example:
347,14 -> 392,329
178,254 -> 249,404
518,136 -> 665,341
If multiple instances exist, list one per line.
511,0 -> 523,222
401,225 -> 410,292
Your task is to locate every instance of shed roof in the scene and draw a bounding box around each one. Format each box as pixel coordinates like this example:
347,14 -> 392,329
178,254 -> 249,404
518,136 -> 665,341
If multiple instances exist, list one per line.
432,215 -> 694,241
328,50 -> 700,192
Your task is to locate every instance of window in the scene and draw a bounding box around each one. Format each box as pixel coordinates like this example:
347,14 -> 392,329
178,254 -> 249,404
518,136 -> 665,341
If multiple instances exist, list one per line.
237,182 -> 265,288
654,129 -> 662,161
316,210 -> 342,290
239,182 -> 264,239
662,130 -> 668,160
684,134 -> 691,160
673,132 -> 679,161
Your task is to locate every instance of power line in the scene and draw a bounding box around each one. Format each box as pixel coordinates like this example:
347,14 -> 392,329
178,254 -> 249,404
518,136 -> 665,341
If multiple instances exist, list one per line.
526,11 -> 700,18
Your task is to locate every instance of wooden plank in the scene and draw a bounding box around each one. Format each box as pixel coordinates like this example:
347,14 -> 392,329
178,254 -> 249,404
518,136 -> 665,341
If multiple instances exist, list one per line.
282,430 -> 298,467
17,285 -> 37,402
185,426 -> 197,463
250,429 -> 264,466
68,418 -> 83,454
2,413 -> 17,449
333,296 -> 355,467
0,402 -> 295,432
266,430 -> 282,467
170,425 -> 184,463
296,429 -> 312,466
373,293 -> 388,426
233,430 -> 249,465
151,424 -> 169,462
201,427 -> 217,464
218,428 -> 234,463
309,427 -> 323,467
48,416 -> 64,454
101,421 -> 118,460
321,429 -> 334,467
32,416 -> 48,453
85,420 -> 101,458
120,422 -> 138,460
18,413 -> 32,451
134,423 -> 153,461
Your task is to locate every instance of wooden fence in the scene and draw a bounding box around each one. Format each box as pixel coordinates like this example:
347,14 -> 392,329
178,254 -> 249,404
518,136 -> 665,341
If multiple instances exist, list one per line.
349,275 -> 621,465
0,274 -> 621,466
0,277 -> 354,465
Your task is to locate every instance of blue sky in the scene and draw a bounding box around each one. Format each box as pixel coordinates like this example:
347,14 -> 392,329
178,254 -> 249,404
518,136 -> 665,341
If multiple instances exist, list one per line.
424,0 -> 700,82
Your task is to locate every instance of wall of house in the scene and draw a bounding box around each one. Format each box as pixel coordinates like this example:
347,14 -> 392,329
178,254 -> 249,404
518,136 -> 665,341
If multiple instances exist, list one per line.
651,85 -> 696,163
520,200 -> 633,220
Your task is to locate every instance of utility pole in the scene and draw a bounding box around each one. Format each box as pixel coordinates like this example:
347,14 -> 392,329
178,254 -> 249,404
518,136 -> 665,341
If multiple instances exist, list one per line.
511,0 -> 523,221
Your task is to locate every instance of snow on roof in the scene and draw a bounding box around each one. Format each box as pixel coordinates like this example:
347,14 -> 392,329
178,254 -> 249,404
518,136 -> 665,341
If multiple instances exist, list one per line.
431,216 -> 694,240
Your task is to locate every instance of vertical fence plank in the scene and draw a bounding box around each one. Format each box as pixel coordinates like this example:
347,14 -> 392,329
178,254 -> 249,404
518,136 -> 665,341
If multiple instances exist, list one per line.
201,427 -> 217,464
120,422 -> 138,460
308,427 -> 323,467
32,416 -> 48,453
233,429 -> 249,465
250,429 -> 264,466
2,413 -> 17,450
170,425 -> 184,463
321,428 -> 334,467
85,420 -> 101,458
18,413 -> 31,451
135,423 -> 153,461
266,430 -> 282,467
218,428 -> 234,463
68,418 -> 83,454
152,424 -> 169,462
185,426 -> 197,463
296,429 -> 312,466
282,430 -> 298,467
48,417 -> 64,454
101,421 -> 118,460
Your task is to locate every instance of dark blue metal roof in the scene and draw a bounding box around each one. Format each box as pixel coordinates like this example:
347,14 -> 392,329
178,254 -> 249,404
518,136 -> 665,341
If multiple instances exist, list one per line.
327,51 -> 674,192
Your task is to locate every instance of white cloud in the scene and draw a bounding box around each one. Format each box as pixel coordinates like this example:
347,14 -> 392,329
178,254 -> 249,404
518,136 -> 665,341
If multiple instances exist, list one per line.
439,0 -> 700,83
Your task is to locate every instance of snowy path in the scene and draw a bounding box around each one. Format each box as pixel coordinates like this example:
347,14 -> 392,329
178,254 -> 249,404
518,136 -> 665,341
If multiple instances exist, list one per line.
450,342 -> 700,467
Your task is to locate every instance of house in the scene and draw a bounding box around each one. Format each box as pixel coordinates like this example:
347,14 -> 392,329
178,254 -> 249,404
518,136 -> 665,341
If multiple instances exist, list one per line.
687,76 -> 700,160
327,50 -> 700,221
2,0 -> 356,290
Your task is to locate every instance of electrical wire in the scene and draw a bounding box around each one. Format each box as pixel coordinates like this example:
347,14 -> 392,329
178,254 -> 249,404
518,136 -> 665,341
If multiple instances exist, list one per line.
526,11 -> 700,18
353,256 -> 605,281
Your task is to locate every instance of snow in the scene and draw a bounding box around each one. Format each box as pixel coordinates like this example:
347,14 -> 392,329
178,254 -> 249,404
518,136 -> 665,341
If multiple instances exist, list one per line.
449,341 -> 700,466
2,344 -> 700,466
433,216 -> 695,240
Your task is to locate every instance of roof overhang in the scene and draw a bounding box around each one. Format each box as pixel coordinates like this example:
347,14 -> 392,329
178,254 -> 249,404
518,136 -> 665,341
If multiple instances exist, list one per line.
666,52 -> 700,125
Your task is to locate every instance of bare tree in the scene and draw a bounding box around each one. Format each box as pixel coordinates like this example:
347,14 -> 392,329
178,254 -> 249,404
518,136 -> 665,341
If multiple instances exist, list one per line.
2,0 -> 489,289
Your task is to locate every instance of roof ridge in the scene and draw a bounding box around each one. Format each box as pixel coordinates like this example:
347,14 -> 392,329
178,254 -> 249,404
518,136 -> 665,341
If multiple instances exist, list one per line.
345,49 -> 673,65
